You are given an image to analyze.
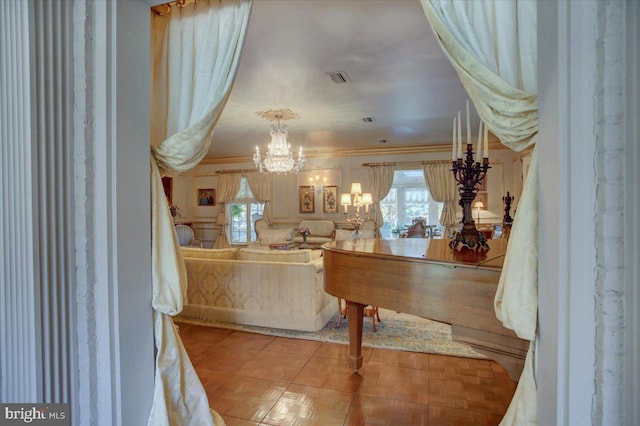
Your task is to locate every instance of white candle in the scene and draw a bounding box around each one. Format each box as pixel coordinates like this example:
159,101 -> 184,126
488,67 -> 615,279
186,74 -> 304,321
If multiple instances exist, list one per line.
476,121 -> 483,158
457,110 -> 462,158
452,117 -> 456,161
483,124 -> 489,158
466,99 -> 471,147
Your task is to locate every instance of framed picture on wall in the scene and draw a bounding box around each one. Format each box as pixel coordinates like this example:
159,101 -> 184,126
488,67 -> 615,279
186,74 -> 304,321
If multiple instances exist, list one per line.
323,186 -> 338,213
161,176 -> 173,204
299,186 -> 314,213
197,188 -> 216,206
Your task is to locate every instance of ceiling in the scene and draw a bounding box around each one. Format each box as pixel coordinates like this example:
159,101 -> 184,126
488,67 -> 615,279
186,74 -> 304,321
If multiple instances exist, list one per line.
208,0 -> 475,159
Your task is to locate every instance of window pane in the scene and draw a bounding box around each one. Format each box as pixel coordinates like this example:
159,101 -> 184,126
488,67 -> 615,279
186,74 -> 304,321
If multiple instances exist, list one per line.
229,203 -> 247,243
405,187 -> 430,223
380,168 -> 447,237
249,202 -> 264,241
228,177 -> 265,245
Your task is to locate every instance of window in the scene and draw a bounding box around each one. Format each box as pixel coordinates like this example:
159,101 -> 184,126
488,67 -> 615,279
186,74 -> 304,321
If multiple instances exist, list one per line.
228,177 -> 264,244
379,170 -> 443,238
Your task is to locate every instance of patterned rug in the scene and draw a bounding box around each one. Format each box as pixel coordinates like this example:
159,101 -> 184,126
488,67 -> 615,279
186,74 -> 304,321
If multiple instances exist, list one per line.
176,308 -> 485,359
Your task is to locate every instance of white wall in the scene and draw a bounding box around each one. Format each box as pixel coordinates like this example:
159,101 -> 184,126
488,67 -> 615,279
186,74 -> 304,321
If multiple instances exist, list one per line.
75,1 -> 155,424
597,1 -> 640,424
0,1 -> 155,424
624,3 -> 640,424
112,2 -> 156,424
538,1 -> 639,424
537,1 -> 598,424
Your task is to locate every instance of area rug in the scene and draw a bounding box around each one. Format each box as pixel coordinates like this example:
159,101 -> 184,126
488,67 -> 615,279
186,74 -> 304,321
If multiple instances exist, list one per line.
176,309 -> 485,359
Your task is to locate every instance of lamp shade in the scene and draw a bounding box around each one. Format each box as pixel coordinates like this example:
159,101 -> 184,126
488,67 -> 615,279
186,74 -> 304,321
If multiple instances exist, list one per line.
350,182 -> 362,194
473,201 -> 485,209
340,193 -> 352,206
361,193 -> 373,206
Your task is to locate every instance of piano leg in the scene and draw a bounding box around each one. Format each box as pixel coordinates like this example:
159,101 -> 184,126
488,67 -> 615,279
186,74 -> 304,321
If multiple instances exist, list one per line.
346,301 -> 365,372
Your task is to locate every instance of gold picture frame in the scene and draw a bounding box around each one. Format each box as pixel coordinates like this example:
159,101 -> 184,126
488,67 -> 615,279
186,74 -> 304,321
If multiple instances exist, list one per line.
323,186 -> 338,213
197,188 -> 216,206
161,176 -> 173,204
299,186 -> 314,213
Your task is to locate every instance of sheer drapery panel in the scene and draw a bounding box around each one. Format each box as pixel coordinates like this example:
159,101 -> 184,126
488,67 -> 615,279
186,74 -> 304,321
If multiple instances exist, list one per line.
246,172 -> 272,224
422,162 -> 458,230
366,166 -> 395,229
213,173 -> 242,249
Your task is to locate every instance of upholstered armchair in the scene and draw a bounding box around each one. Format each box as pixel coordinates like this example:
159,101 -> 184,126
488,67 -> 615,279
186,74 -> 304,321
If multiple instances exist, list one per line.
175,224 -> 203,247
360,219 -> 377,237
403,221 -> 427,238
254,218 -> 269,238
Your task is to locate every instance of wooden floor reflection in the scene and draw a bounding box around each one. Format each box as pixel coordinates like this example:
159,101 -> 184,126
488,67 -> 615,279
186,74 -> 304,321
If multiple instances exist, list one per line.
179,322 -> 516,426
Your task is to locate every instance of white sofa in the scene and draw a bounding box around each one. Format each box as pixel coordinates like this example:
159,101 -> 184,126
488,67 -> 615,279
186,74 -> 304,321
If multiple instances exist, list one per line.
294,219 -> 336,244
177,247 -> 337,332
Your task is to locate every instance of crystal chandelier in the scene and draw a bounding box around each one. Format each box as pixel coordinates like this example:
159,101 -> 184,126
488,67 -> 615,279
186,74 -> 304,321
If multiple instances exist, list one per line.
253,114 -> 305,174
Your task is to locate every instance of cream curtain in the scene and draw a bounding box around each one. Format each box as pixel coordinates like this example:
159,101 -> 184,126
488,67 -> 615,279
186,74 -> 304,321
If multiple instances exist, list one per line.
213,173 -> 242,249
421,1 -> 538,424
366,165 -> 395,229
246,172 -> 272,224
148,1 -> 252,425
422,162 -> 458,231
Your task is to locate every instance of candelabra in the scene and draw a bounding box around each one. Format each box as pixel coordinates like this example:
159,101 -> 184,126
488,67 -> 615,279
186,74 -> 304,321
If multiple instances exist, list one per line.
340,183 -> 372,238
502,192 -> 515,239
450,143 -> 491,251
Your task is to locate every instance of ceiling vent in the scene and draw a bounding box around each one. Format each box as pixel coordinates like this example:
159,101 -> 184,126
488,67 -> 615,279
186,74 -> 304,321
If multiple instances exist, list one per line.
328,71 -> 350,84
362,117 -> 375,123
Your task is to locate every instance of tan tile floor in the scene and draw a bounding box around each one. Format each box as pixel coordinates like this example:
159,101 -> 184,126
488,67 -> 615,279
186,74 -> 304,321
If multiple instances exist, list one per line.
178,322 -> 516,425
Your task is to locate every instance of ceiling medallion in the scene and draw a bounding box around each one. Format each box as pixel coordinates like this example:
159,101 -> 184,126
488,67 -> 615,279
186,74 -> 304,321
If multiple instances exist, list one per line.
253,109 -> 305,174
255,108 -> 300,122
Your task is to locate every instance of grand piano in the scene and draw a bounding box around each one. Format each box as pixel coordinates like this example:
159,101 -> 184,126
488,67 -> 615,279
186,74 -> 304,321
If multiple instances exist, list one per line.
322,238 -> 528,381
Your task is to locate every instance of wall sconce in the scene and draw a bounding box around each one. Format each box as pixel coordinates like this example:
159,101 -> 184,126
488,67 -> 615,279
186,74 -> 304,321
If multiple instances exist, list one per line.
309,175 -> 327,194
340,182 -> 372,232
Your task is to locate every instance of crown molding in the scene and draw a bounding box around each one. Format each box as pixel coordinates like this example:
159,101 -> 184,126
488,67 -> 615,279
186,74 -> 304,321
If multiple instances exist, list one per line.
199,140 -> 507,165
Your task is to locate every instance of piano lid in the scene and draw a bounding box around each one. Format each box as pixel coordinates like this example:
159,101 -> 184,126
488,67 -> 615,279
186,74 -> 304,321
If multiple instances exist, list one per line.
322,238 -> 508,270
